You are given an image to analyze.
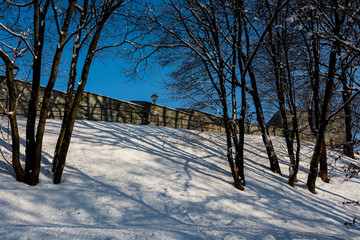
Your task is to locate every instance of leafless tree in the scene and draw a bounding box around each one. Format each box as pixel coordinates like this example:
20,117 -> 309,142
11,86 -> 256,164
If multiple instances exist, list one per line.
53,0 -> 128,184
133,0 -> 291,190
292,0 -> 360,193
0,0 -> 128,185
254,0 -> 302,186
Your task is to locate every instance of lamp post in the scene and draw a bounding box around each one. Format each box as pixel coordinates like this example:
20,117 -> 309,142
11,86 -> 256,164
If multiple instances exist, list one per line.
12,65 -> 19,77
151,93 -> 158,104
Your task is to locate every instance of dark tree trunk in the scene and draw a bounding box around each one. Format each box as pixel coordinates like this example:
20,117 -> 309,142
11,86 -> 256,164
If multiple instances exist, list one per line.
204,4 -> 243,190
307,35 -> 340,193
319,139 -> 329,183
3,65 -> 24,182
24,0 -> 75,185
283,27 -> 301,187
234,0 -> 246,186
53,0 -> 87,172
248,68 -> 281,174
223,115 -> 244,190
53,1 -> 125,183
288,109 -> 301,186
268,25 -> 295,184
24,0 -> 51,186
8,114 -> 23,182
287,46 -> 301,186
237,84 -> 246,185
307,120 -> 329,193
342,86 -> 355,158
52,82 -> 74,172
220,47 -> 243,190
307,5 -> 346,193
36,0 -> 76,172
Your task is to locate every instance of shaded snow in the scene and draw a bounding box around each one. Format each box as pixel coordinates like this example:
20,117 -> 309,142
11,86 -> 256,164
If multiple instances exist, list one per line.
0,119 -> 359,239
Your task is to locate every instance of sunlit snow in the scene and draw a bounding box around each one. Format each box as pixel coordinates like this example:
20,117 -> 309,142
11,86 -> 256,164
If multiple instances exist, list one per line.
0,119 -> 359,239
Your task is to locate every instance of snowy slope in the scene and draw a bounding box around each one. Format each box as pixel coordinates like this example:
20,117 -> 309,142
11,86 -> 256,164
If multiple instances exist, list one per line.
0,119 -> 359,239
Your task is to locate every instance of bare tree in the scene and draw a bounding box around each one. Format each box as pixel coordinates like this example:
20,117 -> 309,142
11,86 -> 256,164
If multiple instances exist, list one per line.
24,0 -> 77,186
0,0 -> 128,185
135,0 -> 291,190
292,0 -> 360,193
0,43 -> 24,182
254,0 -> 302,186
53,0 -> 127,184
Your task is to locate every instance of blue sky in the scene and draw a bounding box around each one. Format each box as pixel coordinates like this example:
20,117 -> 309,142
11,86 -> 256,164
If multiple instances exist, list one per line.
85,59 -> 176,108
50,54 -> 181,110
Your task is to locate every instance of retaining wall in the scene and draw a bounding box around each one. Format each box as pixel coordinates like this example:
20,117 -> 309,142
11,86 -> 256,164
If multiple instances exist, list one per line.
0,78 -> 318,143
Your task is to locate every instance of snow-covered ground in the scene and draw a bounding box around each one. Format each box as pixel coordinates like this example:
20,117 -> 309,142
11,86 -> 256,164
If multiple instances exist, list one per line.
0,119 -> 359,239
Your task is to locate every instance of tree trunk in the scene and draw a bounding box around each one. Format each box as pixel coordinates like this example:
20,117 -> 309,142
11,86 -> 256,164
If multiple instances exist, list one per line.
4,66 -> 24,182
235,0 -> 246,185
319,139 -> 329,182
307,120 -> 328,193
52,90 -> 73,172
284,30 -> 301,187
237,84 -> 246,185
35,0 -> 76,172
24,0 -> 51,186
342,86 -> 354,158
268,26 -> 294,182
53,3 -> 124,182
289,109 -> 301,186
53,0 -> 87,172
220,64 -> 243,190
307,33 -> 340,193
248,68 -> 281,174
53,109 -> 77,184
224,116 -> 244,190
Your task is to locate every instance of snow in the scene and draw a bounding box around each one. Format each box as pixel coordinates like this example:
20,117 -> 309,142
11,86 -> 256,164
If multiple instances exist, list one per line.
0,118 -> 359,239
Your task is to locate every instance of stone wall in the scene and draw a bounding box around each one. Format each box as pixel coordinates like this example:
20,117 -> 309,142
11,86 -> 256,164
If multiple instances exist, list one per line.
1,78 -> 321,144
0,79 -> 227,133
268,110 -> 345,147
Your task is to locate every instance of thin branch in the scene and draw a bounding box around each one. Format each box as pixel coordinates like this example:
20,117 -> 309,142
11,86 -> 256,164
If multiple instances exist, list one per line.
328,89 -> 360,121
51,0 -> 61,35
243,0 -> 291,75
4,0 -> 34,7
0,22 -> 35,58
0,146 -> 12,166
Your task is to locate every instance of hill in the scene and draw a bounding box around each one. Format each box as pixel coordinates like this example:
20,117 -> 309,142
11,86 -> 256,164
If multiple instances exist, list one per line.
0,119 -> 359,239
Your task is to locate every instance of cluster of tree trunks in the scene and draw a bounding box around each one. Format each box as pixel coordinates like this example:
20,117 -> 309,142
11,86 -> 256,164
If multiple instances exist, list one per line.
1,0 -> 126,185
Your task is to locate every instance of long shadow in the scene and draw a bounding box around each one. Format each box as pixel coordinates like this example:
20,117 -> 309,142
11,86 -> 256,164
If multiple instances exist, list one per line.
0,124 -> 26,178
1,119 -> 358,239
76,121 -> 233,188
45,161 -> 349,239
0,120 -> 55,180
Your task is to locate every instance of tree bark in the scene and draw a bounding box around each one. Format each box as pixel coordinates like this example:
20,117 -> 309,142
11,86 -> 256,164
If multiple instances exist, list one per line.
53,0 -> 88,172
319,139 -> 329,183
237,0 -> 246,186
248,67 -> 281,174
307,38 -> 340,193
223,114 -> 244,190
4,65 -> 24,182
24,0 -> 51,186
288,109 -> 300,186
268,25 -> 295,183
284,28 -> 301,187
342,85 -> 355,158
53,1 -> 125,183
34,0 -> 76,174
237,83 -> 246,185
